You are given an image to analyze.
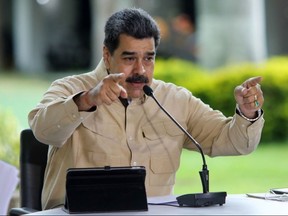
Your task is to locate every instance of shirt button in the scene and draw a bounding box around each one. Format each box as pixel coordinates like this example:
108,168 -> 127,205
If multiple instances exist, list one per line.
72,114 -> 77,119
129,137 -> 133,141
57,125 -> 61,128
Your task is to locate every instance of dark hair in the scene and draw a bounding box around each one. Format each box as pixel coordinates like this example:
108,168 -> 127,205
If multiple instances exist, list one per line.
104,8 -> 161,54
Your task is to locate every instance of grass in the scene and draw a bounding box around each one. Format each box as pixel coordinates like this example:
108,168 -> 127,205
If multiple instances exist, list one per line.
1,72 -> 288,195
0,72 -> 68,128
175,144 -> 288,195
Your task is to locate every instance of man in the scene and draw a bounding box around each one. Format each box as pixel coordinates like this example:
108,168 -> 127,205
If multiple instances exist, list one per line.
28,8 -> 264,210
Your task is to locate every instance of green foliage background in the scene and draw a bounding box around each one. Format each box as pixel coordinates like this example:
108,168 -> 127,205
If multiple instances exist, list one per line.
154,56 -> 288,143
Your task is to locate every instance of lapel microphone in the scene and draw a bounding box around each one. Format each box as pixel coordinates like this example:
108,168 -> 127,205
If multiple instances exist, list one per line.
143,85 -> 227,207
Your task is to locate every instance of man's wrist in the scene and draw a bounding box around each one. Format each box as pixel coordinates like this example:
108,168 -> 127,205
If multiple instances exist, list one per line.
236,104 -> 262,122
73,91 -> 96,112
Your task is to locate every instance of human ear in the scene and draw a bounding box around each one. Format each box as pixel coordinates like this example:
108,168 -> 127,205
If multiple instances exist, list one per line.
103,46 -> 111,69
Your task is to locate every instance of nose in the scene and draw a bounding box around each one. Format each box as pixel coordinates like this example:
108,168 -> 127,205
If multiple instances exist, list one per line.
134,59 -> 146,75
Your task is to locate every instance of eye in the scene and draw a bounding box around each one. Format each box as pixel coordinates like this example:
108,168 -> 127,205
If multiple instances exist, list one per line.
123,57 -> 136,64
146,56 -> 155,61
144,56 -> 155,64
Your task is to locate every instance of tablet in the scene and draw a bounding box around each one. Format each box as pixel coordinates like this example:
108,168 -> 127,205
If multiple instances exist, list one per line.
64,166 -> 148,214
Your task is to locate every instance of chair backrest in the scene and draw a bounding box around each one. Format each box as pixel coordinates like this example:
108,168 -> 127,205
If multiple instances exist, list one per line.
19,129 -> 48,211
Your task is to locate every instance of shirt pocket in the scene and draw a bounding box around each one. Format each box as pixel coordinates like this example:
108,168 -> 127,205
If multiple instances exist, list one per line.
142,121 -> 185,179
142,121 -> 186,140
80,116 -> 124,166
82,115 -> 121,142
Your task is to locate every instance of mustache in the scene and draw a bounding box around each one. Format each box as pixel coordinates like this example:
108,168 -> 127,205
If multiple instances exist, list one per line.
125,75 -> 149,83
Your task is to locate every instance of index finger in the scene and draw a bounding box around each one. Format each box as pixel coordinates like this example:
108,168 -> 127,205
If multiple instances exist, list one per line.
110,73 -> 125,83
243,76 -> 262,88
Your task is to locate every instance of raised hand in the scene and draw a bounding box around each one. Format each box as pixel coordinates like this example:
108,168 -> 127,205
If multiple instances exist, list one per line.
234,76 -> 264,119
75,73 -> 127,111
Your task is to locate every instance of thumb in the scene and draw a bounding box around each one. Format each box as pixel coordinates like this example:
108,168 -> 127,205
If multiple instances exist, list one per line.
119,86 -> 128,98
109,73 -> 128,98
234,85 -> 248,98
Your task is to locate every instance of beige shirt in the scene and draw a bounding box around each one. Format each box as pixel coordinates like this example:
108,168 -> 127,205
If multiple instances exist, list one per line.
28,59 -> 264,210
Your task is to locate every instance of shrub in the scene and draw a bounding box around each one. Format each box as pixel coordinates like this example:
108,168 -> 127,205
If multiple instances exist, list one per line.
154,56 -> 288,143
0,106 -> 21,168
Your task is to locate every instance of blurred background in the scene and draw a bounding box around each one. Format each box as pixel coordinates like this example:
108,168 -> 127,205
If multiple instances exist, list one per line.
1,0 -> 288,72
1,0 -> 288,211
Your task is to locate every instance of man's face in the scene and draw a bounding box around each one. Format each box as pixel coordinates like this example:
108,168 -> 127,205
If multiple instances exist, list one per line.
103,34 -> 156,99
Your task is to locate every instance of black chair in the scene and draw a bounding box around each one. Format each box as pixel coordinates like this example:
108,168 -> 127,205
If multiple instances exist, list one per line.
9,129 -> 49,216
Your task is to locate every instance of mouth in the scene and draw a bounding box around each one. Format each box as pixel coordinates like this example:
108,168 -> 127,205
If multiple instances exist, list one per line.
128,82 -> 146,89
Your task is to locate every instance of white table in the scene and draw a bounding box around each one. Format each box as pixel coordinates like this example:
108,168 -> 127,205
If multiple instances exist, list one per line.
27,194 -> 288,215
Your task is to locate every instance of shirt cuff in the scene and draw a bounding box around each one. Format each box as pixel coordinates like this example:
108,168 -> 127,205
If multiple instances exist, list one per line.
235,104 -> 263,122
